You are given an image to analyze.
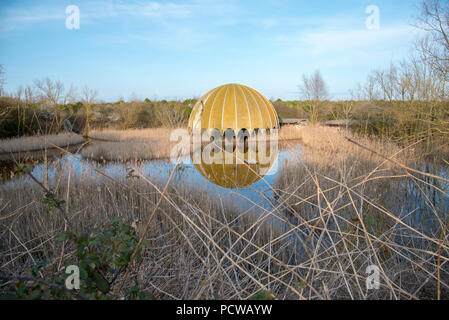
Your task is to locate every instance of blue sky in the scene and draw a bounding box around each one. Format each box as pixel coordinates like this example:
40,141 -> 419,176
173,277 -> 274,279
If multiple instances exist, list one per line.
0,0 -> 423,101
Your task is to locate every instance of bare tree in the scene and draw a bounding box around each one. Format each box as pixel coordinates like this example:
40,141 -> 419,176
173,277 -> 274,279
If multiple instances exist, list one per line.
300,69 -> 329,101
80,85 -> 99,136
16,86 -> 23,136
34,77 -> 79,129
34,77 -> 65,126
415,0 -> 449,80
24,85 -> 35,105
0,64 -> 5,96
154,102 -> 188,128
348,82 -> 364,101
20,84 -> 35,133
373,63 -> 400,102
359,1 -> 448,104
368,57 -> 446,103
34,77 -> 64,105
63,84 -> 78,105
299,69 -> 329,123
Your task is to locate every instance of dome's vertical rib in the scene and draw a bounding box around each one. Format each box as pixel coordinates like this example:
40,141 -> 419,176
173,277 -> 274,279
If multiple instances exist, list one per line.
232,84 -> 238,132
248,87 -> 273,129
205,85 -> 225,129
190,86 -> 214,129
220,85 -> 230,130
254,88 -> 272,129
243,86 -> 269,129
242,85 -> 263,130
238,85 -> 252,131
189,86 -> 218,128
258,90 -> 279,127
205,85 -> 225,130
188,83 -> 279,133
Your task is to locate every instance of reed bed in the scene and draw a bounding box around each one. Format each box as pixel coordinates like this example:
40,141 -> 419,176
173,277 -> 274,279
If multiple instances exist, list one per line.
89,128 -> 174,142
80,140 -> 189,162
0,125 -> 448,299
0,126 -> 303,162
277,125 -> 304,141
0,133 -> 85,154
275,125 -> 449,299
82,126 -> 304,161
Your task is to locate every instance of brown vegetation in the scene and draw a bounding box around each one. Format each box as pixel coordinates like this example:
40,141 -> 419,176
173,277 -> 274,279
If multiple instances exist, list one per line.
1,124 -> 448,299
0,0 -> 447,300
0,133 -> 85,154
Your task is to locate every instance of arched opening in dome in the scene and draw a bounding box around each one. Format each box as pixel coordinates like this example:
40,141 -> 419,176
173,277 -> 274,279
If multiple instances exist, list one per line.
249,128 -> 260,153
252,128 -> 260,136
205,128 -> 221,154
237,128 -> 249,153
223,128 -> 236,152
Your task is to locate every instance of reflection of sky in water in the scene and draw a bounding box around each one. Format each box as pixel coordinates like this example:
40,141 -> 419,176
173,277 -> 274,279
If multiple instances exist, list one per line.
399,164 -> 449,232
3,144 -> 303,221
3,142 -> 446,232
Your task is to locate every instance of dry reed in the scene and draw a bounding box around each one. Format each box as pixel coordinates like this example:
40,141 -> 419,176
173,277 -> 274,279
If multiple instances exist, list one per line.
0,125 -> 448,300
0,133 -> 85,154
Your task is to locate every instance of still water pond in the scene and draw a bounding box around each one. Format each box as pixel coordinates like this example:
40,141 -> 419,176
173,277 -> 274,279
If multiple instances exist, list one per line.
1,142 -> 303,216
1,140 -> 448,232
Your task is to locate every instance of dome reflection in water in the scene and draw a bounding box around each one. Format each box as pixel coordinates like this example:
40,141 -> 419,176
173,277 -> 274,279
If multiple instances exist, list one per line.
191,140 -> 279,189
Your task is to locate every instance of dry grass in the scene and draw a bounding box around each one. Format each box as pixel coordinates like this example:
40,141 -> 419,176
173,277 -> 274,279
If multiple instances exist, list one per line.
274,125 -> 449,299
82,126 -> 304,161
1,125 -> 448,300
293,125 -> 418,166
82,128 -> 188,161
0,133 -> 85,154
81,140 -> 190,162
0,126 -> 304,162
89,128 -> 174,142
278,125 -> 304,141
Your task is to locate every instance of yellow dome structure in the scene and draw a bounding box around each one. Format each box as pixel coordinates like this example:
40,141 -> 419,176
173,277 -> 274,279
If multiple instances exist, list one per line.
188,84 -> 279,134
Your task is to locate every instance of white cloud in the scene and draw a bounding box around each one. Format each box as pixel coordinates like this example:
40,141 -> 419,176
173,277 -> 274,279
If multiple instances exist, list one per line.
299,25 -> 420,55
0,7 -> 63,25
0,1 -> 193,32
111,1 -> 192,18
127,27 -> 215,50
269,23 -> 423,60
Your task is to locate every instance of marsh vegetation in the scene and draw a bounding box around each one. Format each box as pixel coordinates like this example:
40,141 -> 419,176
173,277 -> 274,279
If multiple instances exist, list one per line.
0,124 -> 448,299
0,0 -> 448,300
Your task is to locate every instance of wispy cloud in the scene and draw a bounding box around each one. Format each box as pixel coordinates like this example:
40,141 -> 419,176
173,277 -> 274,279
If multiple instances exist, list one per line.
126,27 -> 215,51
299,25 -> 420,55
269,22 -> 422,60
0,1 -> 194,32
0,0 -> 423,100
105,1 -> 192,18
0,6 -> 63,30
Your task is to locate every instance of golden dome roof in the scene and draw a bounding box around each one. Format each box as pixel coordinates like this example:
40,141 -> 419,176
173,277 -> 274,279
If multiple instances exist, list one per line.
188,84 -> 279,133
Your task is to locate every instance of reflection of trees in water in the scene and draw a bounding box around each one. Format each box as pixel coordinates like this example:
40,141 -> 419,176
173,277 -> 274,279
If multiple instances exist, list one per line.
0,161 -> 17,182
0,144 -> 88,183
